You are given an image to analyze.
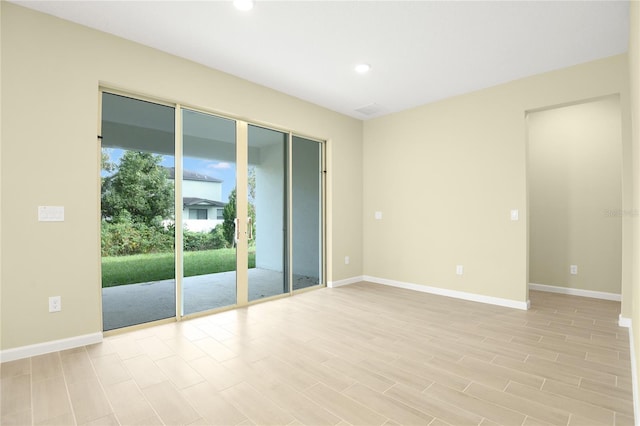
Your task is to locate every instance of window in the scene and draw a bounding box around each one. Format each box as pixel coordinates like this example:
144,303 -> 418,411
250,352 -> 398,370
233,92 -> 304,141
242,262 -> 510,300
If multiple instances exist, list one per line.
189,208 -> 208,220
217,208 -> 224,220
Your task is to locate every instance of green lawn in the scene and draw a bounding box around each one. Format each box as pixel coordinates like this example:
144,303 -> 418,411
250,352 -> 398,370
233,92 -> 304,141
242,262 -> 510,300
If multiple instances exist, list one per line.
102,248 -> 256,288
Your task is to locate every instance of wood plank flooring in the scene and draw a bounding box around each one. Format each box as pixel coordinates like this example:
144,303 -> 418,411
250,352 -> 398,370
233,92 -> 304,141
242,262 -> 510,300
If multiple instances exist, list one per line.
0,282 -> 634,425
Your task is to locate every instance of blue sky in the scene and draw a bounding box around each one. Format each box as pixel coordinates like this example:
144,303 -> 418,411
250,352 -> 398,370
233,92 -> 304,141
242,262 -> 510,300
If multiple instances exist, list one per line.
103,148 -> 237,202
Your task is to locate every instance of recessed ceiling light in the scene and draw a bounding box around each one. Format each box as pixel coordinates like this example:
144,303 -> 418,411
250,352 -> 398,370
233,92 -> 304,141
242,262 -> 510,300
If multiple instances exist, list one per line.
233,0 -> 254,11
355,63 -> 371,74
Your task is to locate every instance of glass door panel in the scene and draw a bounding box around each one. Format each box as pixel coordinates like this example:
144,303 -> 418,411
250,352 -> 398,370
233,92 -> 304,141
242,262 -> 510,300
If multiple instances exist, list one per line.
248,125 -> 288,301
100,93 -> 176,331
292,136 -> 323,290
182,109 -> 237,315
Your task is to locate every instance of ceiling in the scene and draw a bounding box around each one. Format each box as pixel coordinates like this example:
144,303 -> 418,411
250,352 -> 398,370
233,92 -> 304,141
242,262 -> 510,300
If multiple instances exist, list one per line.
12,0 -> 629,120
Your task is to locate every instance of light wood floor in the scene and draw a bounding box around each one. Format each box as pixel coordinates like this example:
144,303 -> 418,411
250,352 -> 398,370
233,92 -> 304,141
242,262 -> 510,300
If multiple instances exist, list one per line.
1,282 -> 634,426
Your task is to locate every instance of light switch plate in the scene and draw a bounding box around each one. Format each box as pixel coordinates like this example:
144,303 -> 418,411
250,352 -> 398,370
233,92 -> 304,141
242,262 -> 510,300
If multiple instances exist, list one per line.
510,209 -> 519,221
38,206 -> 64,222
374,211 -> 383,220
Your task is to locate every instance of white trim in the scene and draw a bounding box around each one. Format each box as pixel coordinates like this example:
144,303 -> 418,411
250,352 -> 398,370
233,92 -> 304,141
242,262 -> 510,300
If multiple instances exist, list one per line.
620,314 -> 632,328
0,332 -> 103,363
363,275 -> 529,310
327,275 -> 363,288
628,324 -> 639,425
529,283 -> 621,301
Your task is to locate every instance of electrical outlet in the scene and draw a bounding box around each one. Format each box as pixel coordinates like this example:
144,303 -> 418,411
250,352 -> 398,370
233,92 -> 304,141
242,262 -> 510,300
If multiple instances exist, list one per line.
570,265 -> 578,275
345,256 -> 350,265
49,296 -> 61,312
456,265 -> 464,275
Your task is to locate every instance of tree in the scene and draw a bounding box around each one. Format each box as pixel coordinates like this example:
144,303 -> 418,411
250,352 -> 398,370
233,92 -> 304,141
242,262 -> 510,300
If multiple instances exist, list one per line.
101,149 -> 115,173
101,151 -> 174,226
222,167 -> 257,246
100,149 -> 115,202
222,188 -> 237,246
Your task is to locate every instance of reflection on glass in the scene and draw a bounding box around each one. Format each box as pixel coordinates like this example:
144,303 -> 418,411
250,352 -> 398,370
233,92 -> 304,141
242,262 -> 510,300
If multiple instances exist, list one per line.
248,125 -> 288,301
100,93 -> 176,331
292,136 -> 323,289
182,109 -> 237,315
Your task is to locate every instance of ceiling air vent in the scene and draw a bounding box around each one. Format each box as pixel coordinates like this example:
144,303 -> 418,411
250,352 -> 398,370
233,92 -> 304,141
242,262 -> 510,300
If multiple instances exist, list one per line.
354,103 -> 384,116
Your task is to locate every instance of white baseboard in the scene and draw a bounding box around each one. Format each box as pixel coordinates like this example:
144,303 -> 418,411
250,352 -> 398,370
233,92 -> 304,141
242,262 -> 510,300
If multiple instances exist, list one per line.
0,332 -> 103,363
627,324 -> 639,424
620,314 -> 632,328
327,275 -> 364,288
529,283 -> 621,301
363,275 -> 529,310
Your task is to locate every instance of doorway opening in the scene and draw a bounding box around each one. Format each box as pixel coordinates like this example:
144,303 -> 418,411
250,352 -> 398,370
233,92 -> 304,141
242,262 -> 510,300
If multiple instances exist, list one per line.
527,95 -> 622,301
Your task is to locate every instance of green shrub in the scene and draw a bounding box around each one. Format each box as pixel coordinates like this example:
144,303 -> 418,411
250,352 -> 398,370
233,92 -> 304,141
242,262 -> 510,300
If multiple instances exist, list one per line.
183,225 -> 228,251
101,220 -> 173,256
102,220 -> 230,257
210,225 -> 228,249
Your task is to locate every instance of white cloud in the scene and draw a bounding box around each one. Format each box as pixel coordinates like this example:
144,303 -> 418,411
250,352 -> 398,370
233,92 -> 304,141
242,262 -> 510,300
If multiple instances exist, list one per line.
208,162 -> 232,169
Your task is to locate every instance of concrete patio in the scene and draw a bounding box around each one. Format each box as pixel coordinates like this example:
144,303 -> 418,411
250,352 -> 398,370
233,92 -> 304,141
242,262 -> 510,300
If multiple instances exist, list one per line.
102,269 -> 319,330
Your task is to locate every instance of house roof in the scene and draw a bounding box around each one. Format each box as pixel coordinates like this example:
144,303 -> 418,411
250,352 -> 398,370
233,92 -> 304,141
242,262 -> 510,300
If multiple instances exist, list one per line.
183,197 -> 226,208
165,167 -> 222,183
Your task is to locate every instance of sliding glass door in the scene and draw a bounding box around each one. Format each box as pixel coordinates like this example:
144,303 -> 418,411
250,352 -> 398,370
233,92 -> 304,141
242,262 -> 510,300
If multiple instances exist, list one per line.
181,109 -> 238,315
292,136 -> 323,290
100,93 -> 176,331
248,125 -> 288,301
100,90 -> 325,330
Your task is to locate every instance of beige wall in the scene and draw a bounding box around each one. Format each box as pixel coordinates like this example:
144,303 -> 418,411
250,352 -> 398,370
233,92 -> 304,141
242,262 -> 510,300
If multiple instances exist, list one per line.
528,97 -> 622,294
363,55 -> 629,304
629,0 -> 640,416
0,3 -> 363,350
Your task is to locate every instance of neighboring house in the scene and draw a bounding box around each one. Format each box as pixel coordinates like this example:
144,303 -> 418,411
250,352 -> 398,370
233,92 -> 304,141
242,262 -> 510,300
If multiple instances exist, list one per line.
165,167 -> 226,232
